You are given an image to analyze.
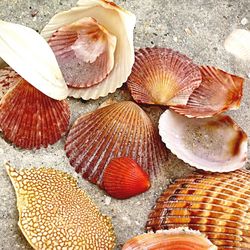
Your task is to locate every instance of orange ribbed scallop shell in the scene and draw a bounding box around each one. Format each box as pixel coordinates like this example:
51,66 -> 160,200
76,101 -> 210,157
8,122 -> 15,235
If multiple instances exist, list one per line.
0,78 -> 70,149
146,169 -> 250,249
122,228 -> 217,250
103,157 -> 151,199
65,101 -> 168,186
127,48 -> 201,106
171,66 -> 244,118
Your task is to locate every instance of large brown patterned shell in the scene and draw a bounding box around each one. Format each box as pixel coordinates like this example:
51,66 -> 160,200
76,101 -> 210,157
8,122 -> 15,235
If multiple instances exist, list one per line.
146,169 -> 250,249
127,48 -> 201,106
65,101 -> 168,186
7,166 -> 116,250
122,228 -> 217,250
171,66 -> 244,118
0,78 -> 70,149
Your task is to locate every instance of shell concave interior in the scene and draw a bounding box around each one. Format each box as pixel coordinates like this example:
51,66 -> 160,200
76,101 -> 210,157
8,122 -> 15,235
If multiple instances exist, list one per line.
159,110 -> 247,172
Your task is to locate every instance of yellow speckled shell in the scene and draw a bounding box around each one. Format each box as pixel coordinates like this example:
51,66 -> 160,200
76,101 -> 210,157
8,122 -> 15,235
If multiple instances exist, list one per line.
7,166 -> 116,250
146,169 -> 250,249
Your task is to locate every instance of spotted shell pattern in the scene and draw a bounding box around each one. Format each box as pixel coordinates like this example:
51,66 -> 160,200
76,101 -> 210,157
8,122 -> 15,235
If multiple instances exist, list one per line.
7,166 -> 116,250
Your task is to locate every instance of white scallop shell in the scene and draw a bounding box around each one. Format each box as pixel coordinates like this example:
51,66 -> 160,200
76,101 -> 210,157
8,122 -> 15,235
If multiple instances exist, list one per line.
224,29 -> 250,61
159,110 -> 247,172
41,0 -> 136,100
0,20 -> 68,100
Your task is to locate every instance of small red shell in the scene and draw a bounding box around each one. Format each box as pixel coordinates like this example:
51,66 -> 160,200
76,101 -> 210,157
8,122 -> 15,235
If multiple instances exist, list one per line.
103,157 -> 151,199
127,48 -> 201,106
171,66 -> 244,118
0,77 -> 70,149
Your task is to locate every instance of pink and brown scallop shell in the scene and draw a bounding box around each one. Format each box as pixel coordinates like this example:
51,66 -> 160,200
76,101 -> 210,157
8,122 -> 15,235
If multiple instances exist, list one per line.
65,101 -> 168,186
127,48 -> 202,106
171,66 -> 244,118
146,169 -> 250,249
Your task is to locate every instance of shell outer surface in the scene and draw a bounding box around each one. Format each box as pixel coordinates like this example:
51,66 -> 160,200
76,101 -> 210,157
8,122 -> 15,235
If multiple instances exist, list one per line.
122,228 -> 217,250
65,101 -> 168,185
146,169 -> 250,249
171,66 -> 244,118
0,66 -> 19,100
6,165 -> 116,250
0,78 -> 70,149
127,48 -> 202,106
103,157 -> 151,199
159,110 -> 247,172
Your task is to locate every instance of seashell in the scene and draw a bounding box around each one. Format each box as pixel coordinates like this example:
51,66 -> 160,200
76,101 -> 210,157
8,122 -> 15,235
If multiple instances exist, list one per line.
0,67 -> 19,99
0,77 -> 70,149
65,101 -> 168,185
48,17 -> 117,88
0,20 -> 68,100
224,29 -> 250,61
6,165 -> 116,250
41,0 -> 136,100
146,169 -> 250,249
171,66 -> 244,118
127,48 -> 202,106
103,157 -> 151,199
122,228 -> 217,250
159,110 -> 247,172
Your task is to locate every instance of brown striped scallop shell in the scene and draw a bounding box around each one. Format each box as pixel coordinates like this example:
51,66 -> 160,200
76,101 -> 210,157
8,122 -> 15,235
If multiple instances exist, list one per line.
146,169 -> 250,249
65,101 -> 168,186
0,77 -> 70,149
171,66 -> 244,118
127,48 -> 202,106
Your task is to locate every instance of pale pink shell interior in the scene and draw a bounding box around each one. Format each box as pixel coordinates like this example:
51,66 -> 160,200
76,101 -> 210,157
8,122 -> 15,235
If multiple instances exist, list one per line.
49,17 -> 117,88
159,110 -> 247,172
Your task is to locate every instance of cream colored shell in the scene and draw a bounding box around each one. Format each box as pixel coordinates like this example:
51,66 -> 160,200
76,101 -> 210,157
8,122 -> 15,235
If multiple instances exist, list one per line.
41,0 -> 136,100
0,21 -> 68,100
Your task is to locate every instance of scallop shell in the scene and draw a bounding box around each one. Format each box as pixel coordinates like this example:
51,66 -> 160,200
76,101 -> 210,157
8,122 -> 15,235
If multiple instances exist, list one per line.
159,110 -> 247,172
0,20 -> 68,100
41,0 -> 136,100
224,29 -> 250,61
146,169 -> 250,249
127,48 -> 202,106
122,228 -> 217,250
0,78 -> 70,149
103,157 -> 151,199
171,66 -> 244,118
48,17 -> 116,88
0,67 -> 19,99
7,165 -> 116,250
65,101 -> 168,185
